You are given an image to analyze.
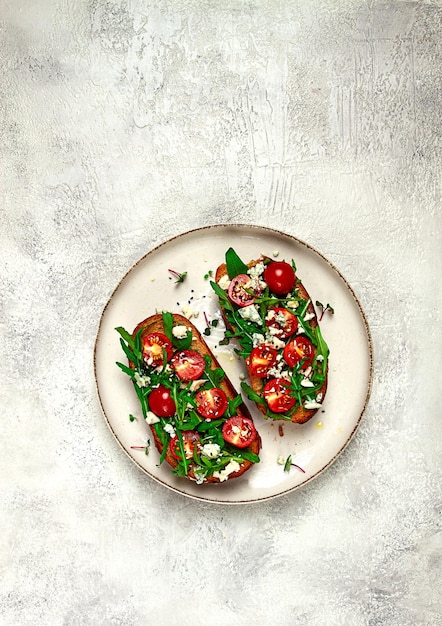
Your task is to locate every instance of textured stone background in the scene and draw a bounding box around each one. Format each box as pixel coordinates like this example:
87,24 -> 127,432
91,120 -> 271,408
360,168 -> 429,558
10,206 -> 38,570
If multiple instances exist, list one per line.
1,1 -> 441,624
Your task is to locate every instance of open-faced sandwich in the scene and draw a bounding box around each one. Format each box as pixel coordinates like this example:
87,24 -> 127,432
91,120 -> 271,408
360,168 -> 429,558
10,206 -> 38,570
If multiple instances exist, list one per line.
211,248 -> 329,424
116,312 -> 261,483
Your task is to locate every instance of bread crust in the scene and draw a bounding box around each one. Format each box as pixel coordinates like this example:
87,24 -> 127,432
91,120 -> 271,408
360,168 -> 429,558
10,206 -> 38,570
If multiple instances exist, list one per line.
131,313 -> 261,483
215,260 -> 328,424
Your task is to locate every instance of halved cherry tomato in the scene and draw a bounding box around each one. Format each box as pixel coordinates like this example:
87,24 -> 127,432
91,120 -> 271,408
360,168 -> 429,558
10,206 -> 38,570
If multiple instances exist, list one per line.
142,332 -> 173,366
168,430 -> 201,461
195,387 -> 228,419
148,385 -> 176,417
248,344 -> 278,378
263,378 -> 296,413
228,274 -> 255,307
265,307 -> 298,339
222,416 -> 257,449
170,350 -> 205,381
283,337 -> 315,368
263,261 -> 296,296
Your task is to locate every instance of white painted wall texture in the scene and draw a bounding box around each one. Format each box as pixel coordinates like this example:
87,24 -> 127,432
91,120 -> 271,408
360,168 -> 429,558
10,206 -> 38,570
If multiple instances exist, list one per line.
1,1 -> 441,624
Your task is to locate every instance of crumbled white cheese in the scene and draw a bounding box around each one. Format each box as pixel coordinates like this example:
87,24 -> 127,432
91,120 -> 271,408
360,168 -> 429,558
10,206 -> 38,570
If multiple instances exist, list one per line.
273,250 -> 280,258
201,443 -> 221,459
268,326 -> 283,336
134,372 -> 150,388
182,304 -> 198,319
195,470 -> 205,484
213,460 -> 241,482
163,423 -> 175,436
301,378 -> 315,388
304,312 -> 315,322
252,333 -> 265,347
267,364 -> 291,381
239,304 -> 262,325
316,354 -> 324,362
287,300 -> 298,309
265,334 -> 285,350
217,274 -> 231,290
304,400 -> 322,410
265,309 -> 276,321
316,392 -> 323,402
145,411 -> 160,425
248,262 -> 265,278
189,379 -> 207,392
276,311 -> 287,326
172,325 -> 188,339
277,455 -> 285,465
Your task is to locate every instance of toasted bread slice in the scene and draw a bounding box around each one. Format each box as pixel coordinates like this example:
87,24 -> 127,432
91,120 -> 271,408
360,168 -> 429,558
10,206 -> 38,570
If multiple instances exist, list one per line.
126,313 -> 261,483
214,256 -> 328,424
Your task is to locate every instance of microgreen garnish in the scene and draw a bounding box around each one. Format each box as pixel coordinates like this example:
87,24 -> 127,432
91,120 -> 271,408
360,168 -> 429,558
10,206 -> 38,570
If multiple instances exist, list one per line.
316,301 -> 335,321
203,312 -> 220,336
204,270 -> 213,279
168,269 -> 187,283
130,441 -> 150,455
283,455 -> 305,473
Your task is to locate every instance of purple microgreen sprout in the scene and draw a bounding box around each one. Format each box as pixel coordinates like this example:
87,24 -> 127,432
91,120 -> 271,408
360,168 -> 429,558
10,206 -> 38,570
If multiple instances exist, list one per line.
316,300 -> 335,321
284,454 -> 305,474
130,441 -> 150,455
168,269 -> 187,284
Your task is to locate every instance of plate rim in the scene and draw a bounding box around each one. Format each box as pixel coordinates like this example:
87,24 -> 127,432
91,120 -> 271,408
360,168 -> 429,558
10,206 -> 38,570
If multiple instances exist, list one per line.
93,223 -> 374,504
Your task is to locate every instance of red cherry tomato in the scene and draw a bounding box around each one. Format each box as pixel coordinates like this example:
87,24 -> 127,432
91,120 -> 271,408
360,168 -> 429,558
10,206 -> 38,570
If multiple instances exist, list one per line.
265,307 -> 298,339
195,387 -> 228,419
222,416 -> 257,449
142,332 -> 173,366
263,378 -> 296,413
283,337 -> 315,368
228,274 -> 255,307
170,350 -> 206,381
168,430 -> 201,461
148,385 -> 176,417
248,344 -> 278,378
263,261 -> 296,296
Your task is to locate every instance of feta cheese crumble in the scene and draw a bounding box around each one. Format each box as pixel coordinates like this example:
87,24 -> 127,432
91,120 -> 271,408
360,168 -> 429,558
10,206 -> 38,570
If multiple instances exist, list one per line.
301,378 -> 315,388
163,423 -> 175,436
134,372 -> 150,387
145,411 -> 160,425
172,325 -> 188,339
238,304 -> 262,325
213,460 -> 241,482
217,274 -> 231,290
304,400 -> 322,410
201,443 -> 221,459
182,304 -> 198,319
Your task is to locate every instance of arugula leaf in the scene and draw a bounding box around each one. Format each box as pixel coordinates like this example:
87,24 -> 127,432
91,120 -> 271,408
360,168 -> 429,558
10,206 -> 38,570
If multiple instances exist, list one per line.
161,311 -> 193,349
133,383 -> 148,419
172,331 -> 193,350
161,311 -> 174,341
225,247 -> 249,279
240,382 -> 266,406
228,394 -> 244,416
119,338 -> 137,364
116,361 -> 135,378
115,326 -> 135,348
210,280 -> 234,312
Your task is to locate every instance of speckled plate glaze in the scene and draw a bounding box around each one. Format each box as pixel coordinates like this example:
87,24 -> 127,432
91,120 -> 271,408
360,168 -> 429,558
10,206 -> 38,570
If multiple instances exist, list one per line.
94,224 -> 373,504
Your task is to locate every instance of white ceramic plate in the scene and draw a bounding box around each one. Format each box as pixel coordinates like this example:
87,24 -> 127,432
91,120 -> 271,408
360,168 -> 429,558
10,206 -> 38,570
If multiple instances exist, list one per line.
94,225 -> 373,504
